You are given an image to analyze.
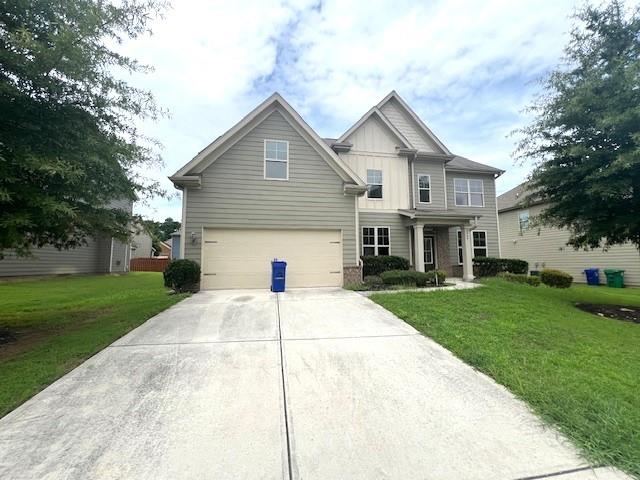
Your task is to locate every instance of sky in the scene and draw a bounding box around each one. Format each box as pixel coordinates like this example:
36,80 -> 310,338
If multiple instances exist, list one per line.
120,0 -> 595,222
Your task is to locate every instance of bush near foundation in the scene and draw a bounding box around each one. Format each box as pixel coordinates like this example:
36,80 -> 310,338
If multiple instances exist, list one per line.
473,257 -> 529,277
163,259 -> 201,293
361,255 -> 410,276
497,272 -> 541,287
540,269 -> 573,288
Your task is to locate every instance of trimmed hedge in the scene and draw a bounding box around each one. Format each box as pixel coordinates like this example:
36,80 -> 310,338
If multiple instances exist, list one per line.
473,257 -> 529,276
380,269 -> 447,288
540,269 -> 573,288
361,255 -> 410,276
163,259 -> 201,293
497,272 -> 541,287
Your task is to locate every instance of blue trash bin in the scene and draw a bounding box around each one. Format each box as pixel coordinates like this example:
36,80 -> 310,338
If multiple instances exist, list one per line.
271,259 -> 287,292
583,268 -> 600,286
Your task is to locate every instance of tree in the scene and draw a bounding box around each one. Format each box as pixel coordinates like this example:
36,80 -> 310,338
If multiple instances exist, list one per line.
0,0 -> 167,257
158,217 -> 180,240
515,1 -> 640,250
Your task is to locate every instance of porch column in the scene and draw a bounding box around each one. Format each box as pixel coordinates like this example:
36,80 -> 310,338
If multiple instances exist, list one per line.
461,225 -> 475,281
413,224 -> 425,272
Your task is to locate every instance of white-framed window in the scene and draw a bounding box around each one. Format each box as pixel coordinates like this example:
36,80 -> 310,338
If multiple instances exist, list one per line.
362,226 -> 390,256
454,178 -> 484,207
473,230 -> 488,258
519,210 -> 530,233
418,175 -> 431,203
264,139 -> 289,180
457,229 -> 488,264
366,169 -> 383,199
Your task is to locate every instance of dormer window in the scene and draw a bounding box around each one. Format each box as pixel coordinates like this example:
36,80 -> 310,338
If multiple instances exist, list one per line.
264,140 -> 289,180
366,169 -> 383,199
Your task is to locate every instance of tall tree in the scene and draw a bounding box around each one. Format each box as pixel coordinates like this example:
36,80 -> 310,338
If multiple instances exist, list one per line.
515,1 -> 640,249
0,0 -> 167,256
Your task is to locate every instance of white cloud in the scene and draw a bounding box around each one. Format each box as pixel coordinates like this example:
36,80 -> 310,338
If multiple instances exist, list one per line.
117,0 -> 618,219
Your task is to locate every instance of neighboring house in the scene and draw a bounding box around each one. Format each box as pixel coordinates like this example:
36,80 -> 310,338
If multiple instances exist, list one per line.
170,91 -> 503,289
130,228 -> 154,259
498,182 -> 640,286
159,241 -> 172,258
0,200 -> 132,277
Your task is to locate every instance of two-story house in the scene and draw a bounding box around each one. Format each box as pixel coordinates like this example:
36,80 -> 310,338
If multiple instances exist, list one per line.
170,92 -> 503,289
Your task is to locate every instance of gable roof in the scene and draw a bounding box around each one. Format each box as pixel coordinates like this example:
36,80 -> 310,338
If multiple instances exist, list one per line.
376,91 -> 452,155
170,93 -> 365,188
446,156 -> 505,176
497,181 -> 545,212
337,106 -> 414,149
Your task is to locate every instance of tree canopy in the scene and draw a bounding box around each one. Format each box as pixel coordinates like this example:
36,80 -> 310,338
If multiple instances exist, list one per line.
0,0 -> 167,256
515,0 -> 640,250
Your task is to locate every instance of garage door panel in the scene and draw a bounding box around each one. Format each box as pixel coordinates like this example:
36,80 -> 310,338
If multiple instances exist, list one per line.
201,229 -> 343,289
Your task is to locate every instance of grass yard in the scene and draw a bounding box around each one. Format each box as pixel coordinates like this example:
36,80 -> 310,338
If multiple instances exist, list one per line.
0,273 -> 187,418
371,279 -> 640,478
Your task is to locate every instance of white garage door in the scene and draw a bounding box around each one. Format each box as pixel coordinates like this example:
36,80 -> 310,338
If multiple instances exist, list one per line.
201,228 -> 343,289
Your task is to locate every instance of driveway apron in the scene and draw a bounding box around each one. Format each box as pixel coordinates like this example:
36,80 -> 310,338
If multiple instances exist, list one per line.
0,288 -> 631,479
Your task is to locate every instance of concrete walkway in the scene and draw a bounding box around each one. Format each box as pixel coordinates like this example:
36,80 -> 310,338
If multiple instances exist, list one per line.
0,288 -> 631,479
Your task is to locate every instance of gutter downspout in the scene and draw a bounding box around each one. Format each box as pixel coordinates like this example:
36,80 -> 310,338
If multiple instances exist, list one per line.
354,195 -> 360,265
108,238 -> 114,273
410,157 -> 416,210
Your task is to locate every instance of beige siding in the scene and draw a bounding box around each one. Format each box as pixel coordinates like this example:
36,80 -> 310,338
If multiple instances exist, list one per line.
345,116 -> 401,154
445,172 -> 500,263
379,98 -> 439,152
341,152 -> 410,211
0,239 -> 103,277
500,204 -> 640,286
358,212 -> 411,261
184,110 -> 357,267
413,159 -> 446,210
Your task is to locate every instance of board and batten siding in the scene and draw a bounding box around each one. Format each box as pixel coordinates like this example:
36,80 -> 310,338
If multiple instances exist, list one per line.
500,204 -> 640,286
413,159 -> 446,210
183,110 -> 357,267
358,212 -> 411,261
445,172 -> 501,263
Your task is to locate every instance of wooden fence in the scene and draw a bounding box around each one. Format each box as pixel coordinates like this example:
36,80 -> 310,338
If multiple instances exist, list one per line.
130,257 -> 170,272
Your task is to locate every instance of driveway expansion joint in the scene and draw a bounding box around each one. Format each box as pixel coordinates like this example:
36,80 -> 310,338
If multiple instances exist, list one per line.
276,293 -> 294,480
108,338 -> 279,348
513,465 -> 602,480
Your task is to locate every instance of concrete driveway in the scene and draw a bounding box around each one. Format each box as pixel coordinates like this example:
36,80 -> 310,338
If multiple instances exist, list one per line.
0,288 -> 630,480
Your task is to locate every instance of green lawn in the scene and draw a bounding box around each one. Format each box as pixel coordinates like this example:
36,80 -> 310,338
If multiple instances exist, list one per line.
371,280 -> 640,478
0,273 -> 187,417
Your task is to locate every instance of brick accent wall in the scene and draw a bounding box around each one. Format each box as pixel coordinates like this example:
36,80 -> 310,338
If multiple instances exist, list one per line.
436,227 -> 454,277
343,265 -> 363,285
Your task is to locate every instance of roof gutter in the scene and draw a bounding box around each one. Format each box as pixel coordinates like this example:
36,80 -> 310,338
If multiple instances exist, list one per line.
169,175 -> 201,189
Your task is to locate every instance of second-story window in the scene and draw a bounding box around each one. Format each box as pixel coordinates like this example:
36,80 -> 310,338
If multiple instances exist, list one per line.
418,175 -> 431,203
519,210 -> 530,233
454,178 -> 484,207
366,169 -> 383,199
264,139 -> 289,180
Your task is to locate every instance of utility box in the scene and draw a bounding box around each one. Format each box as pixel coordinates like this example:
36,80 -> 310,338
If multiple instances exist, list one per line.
271,259 -> 287,292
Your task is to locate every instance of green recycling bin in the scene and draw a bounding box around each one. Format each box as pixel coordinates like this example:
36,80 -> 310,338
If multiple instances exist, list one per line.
603,269 -> 625,288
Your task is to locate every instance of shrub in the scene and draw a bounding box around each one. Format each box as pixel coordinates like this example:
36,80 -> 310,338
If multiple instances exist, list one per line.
540,269 -> 573,288
497,272 -> 540,287
361,255 -> 410,276
473,257 -> 529,276
363,275 -> 384,287
380,270 -> 445,287
426,269 -> 447,285
163,259 -> 201,292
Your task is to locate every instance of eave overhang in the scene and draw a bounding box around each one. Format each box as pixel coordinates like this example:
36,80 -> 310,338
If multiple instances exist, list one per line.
169,175 -> 201,189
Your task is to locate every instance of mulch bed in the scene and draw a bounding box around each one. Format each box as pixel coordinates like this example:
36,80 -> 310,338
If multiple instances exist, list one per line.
575,303 -> 640,324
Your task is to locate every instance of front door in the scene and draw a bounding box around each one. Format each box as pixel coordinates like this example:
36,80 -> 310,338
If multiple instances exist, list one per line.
424,235 -> 435,270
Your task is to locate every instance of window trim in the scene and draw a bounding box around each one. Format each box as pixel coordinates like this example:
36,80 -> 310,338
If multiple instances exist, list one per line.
472,230 -> 488,259
264,139 -> 289,181
454,178 -> 485,207
518,210 -> 530,233
456,228 -> 489,264
366,169 -> 383,200
361,226 -> 391,256
417,174 -> 431,204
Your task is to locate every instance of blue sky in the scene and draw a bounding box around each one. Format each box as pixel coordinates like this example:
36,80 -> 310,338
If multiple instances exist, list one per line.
120,0 -> 606,221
